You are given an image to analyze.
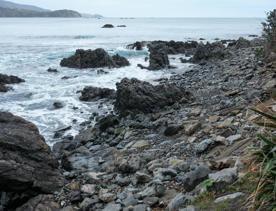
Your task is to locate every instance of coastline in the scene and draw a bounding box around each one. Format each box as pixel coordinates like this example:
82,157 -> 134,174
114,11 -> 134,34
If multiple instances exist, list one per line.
1,36 -> 275,210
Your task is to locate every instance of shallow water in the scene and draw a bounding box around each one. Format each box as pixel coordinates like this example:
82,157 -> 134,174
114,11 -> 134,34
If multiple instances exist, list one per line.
0,17 -> 263,145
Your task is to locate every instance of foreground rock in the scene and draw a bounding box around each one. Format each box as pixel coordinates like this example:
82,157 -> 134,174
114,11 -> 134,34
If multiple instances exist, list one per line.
0,73 -> 24,92
60,48 -> 130,69
0,112 -> 63,209
79,86 -> 116,101
115,78 -> 193,114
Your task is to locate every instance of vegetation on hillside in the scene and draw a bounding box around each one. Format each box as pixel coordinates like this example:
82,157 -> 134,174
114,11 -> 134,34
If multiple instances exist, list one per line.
262,9 -> 276,57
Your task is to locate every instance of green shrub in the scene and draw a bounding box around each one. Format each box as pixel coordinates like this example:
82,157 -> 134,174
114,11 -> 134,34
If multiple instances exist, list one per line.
251,108 -> 276,210
262,9 -> 276,57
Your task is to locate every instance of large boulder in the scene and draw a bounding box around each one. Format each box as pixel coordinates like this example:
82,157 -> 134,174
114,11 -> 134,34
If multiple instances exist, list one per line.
0,74 -> 25,92
192,42 -> 227,62
148,43 -> 170,70
115,78 -> 193,114
0,112 -> 64,209
79,86 -> 116,101
60,48 -> 130,69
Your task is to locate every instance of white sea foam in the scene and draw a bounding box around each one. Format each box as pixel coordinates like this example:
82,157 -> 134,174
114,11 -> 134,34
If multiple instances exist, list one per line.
0,17 -> 262,145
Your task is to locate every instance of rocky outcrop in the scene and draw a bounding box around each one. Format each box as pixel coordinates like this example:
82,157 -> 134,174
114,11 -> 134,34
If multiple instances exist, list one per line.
0,112 -> 63,209
0,73 -> 25,92
147,43 -> 170,70
192,42 -> 227,62
60,49 -> 130,69
79,86 -> 116,101
102,24 -> 114,28
150,40 -> 198,55
115,78 -> 193,114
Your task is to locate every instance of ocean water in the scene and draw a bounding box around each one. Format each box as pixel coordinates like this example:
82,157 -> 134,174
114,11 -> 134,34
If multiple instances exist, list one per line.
0,17 -> 263,145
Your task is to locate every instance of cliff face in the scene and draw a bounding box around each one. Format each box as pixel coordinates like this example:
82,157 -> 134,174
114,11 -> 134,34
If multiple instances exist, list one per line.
0,7 -> 82,17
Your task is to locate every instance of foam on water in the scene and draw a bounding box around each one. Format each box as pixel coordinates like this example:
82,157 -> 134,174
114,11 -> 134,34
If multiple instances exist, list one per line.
0,17 -> 263,145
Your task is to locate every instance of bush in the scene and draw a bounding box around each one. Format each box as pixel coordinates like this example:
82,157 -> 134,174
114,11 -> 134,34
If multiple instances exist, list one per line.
251,108 -> 276,210
262,9 -> 276,57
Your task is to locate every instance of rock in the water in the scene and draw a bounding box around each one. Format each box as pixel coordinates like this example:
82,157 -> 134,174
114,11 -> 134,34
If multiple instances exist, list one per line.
53,101 -> 64,109
0,112 -> 64,208
102,24 -> 114,28
0,73 -> 25,92
60,48 -> 129,69
115,78 -> 193,114
192,42 -> 227,62
47,68 -> 58,73
79,86 -> 116,101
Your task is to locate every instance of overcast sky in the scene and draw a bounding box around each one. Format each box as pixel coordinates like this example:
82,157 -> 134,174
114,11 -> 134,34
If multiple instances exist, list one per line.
12,0 -> 276,17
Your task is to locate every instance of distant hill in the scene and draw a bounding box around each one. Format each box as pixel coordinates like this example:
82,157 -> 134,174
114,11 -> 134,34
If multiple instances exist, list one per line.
0,0 -> 102,18
0,0 -> 48,12
0,7 -> 82,17
81,13 -> 104,19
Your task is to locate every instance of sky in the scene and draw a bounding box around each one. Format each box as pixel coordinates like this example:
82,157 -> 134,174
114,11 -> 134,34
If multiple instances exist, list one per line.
11,0 -> 276,18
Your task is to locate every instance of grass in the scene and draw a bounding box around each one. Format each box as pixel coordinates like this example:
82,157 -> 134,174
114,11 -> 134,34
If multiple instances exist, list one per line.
250,108 -> 276,210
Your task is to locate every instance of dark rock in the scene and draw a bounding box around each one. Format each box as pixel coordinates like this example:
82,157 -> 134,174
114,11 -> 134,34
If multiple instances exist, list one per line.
127,41 -> 146,50
53,126 -> 72,139
79,86 -> 116,101
47,68 -> 58,73
15,195 -> 60,211
164,125 -> 183,136
148,43 -> 170,70
0,74 -> 24,92
0,112 -> 63,208
60,48 -> 129,69
117,25 -> 126,27
177,165 -> 210,192
53,101 -> 64,109
192,42 -> 227,62
115,78 -> 193,114
234,37 -> 251,49
102,24 -> 114,28
112,54 -> 130,67
96,115 -> 119,132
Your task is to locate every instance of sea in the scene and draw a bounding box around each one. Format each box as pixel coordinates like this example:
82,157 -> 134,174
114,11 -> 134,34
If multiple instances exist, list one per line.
0,17 -> 263,145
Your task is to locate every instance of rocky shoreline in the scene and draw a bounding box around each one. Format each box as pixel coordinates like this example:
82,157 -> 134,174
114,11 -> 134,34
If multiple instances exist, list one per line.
0,37 -> 275,211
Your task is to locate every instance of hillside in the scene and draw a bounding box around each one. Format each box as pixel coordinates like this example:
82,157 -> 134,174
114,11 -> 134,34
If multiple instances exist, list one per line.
0,7 -> 82,17
0,0 -> 48,12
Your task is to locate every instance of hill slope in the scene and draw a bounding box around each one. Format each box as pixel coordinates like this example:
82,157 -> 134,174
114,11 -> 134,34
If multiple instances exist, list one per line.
0,0 -> 48,12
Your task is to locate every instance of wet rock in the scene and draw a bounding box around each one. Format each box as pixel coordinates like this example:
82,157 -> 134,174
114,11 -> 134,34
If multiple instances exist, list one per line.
102,24 -> 114,28
115,78 -> 193,114
47,68 -> 58,73
127,41 -> 146,50
53,101 -> 64,109
79,86 -> 116,101
0,73 -> 24,92
166,193 -> 194,211
60,48 -> 129,69
0,112 -> 63,208
54,126 -> 72,139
